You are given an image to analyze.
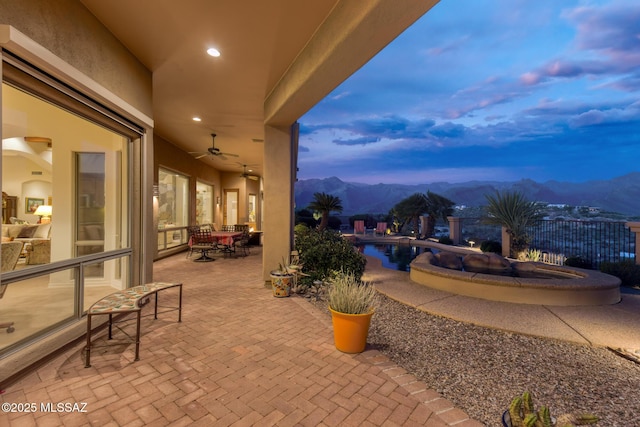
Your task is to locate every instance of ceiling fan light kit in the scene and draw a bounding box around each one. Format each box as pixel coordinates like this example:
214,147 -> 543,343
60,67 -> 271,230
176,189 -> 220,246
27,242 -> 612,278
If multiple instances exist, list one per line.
189,133 -> 239,160
240,164 -> 259,181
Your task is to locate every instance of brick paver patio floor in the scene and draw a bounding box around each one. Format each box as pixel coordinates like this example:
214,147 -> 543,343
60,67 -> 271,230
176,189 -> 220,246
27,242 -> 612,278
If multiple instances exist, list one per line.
0,248 -> 483,426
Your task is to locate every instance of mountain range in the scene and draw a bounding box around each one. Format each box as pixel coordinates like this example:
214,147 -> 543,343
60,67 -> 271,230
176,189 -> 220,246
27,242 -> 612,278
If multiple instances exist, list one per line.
294,172 -> 640,216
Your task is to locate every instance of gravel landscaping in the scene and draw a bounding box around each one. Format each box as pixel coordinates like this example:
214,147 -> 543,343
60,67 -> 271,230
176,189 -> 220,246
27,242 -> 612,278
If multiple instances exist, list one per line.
309,294 -> 640,426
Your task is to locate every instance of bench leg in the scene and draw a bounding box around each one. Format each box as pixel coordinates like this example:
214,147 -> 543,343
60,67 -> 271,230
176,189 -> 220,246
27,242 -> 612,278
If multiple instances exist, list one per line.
134,310 -> 141,361
84,314 -> 92,368
154,292 -> 159,319
108,313 -> 113,339
178,285 -> 183,322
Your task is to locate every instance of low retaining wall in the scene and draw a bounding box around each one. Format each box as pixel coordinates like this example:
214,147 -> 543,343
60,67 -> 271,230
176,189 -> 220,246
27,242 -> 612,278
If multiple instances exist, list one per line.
410,253 -> 621,306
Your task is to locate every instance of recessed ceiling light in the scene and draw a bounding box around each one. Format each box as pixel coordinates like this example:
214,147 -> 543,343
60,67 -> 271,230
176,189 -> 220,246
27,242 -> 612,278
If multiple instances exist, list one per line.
193,117 -> 202,122
207,48 -> 221,57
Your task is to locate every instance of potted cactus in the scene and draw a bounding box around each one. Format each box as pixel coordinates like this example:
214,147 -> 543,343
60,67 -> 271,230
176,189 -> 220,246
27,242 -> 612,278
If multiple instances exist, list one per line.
503,391 -> 599,427
270,255 -> 306,298
270,257 -> 296,297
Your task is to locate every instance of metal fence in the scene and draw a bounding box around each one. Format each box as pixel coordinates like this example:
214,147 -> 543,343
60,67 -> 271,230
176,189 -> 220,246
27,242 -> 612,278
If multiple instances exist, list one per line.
454,218 -> 636,268
527,219 -> 635,268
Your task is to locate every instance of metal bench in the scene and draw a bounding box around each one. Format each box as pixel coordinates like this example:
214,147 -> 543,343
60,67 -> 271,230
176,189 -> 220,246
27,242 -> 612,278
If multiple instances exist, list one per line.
84,282 -> 183,367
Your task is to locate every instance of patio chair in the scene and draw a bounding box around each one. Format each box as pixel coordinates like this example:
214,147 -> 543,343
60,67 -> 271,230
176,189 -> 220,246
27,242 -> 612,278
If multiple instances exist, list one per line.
188,226 -> 217,262
354,220 -> 365,235
375,222 -> 387,237
232,227 -> 251,257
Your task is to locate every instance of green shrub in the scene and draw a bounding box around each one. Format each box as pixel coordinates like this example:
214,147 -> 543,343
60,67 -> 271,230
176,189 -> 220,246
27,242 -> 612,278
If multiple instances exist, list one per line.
438,236 -> 454,245
564,256 -> 593,269
599,260 -> 640,288
480,240 -> 502,254
294,226 -> 366,284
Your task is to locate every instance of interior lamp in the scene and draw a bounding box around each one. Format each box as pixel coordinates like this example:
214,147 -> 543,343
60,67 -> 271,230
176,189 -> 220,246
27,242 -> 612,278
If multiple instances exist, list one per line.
34,205 -> 52,224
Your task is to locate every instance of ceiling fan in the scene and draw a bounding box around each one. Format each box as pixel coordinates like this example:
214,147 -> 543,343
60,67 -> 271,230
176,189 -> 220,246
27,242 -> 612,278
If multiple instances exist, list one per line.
189,133 -> 239,160
239,164 -> 259,181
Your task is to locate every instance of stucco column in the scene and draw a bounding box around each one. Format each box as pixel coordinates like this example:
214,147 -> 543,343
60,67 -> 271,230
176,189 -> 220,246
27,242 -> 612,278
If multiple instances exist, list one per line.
419,216 -> 427,239
625,222 -> 640,265
501,226 -> 512,258
262,125 -> 295,284
448,216 -> 462,245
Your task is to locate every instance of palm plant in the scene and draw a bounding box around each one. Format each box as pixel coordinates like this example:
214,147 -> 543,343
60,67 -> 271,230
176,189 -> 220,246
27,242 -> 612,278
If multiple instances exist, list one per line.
423,191 -> 455,238
307,192 -> 343,231
484,191 -> 542,257
394,193 -> 428,235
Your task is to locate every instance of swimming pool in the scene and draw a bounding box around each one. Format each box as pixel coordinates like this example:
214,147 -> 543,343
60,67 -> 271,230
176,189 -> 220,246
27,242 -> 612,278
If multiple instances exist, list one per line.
357,243 -> 427,271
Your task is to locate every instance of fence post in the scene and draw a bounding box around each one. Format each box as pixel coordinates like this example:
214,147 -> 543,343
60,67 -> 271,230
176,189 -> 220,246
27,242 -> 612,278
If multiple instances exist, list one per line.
625,222 -> 640,265
448,216 -> 462,245
501,226 -> 511,258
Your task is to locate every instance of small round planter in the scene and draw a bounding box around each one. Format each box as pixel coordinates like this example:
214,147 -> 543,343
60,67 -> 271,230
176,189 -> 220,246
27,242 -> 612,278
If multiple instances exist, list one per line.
329,308 -> 373,353
270,271 -> 293,297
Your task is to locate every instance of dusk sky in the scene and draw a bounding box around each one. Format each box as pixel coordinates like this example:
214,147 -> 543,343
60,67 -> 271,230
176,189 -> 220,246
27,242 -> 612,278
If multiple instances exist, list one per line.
297,0 -> 640,185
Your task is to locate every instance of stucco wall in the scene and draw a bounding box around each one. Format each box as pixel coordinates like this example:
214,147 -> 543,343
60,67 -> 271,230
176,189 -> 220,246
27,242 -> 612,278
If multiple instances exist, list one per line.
0,0 -> 152,117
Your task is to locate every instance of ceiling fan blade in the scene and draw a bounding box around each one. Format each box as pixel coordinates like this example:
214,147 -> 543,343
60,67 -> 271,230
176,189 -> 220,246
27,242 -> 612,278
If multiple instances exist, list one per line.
218,155 -> 228,161
194,153 -> 209,159
248,175 -> 259,181
221,152 -> 239,157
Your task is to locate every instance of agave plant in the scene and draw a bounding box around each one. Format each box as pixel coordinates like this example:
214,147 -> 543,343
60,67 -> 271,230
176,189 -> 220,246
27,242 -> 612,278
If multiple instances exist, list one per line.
484,191 -> 542,257
518,249 -> 543,262
506,391 -> 598,427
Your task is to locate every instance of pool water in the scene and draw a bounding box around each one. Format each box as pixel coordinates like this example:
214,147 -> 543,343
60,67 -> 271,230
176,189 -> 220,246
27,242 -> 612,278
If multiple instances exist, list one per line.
357,243 -> 428,271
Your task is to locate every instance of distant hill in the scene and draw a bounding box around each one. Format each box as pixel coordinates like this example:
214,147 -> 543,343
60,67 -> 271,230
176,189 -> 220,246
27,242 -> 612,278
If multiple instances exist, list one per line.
294,172 -> 640,216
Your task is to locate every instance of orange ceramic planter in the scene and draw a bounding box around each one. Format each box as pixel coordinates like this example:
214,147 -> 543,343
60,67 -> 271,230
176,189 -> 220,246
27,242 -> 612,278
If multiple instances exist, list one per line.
329,308 -> 374,353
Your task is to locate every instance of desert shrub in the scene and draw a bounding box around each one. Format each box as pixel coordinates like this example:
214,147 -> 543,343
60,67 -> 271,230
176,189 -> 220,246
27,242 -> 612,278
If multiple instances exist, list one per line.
294,226 -> 366,284
480,240 -> 502,254
438,236 -> 453,245
599,260 -> 640,288
564,256 -> 593,269
326,270 -> 378,315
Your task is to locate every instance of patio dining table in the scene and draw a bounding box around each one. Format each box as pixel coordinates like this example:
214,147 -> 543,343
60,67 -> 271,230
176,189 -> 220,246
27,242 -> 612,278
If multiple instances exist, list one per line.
188,229 -> 244,260
210,231 -> 243,247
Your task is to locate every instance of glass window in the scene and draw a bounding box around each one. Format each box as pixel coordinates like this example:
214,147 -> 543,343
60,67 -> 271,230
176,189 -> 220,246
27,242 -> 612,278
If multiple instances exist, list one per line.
2,65 -> 133,355
158,168 -> 189,228
0,268 -> 77,352
196,181 -> 214,225
248,193 -> 257,226
76,153 -> 105,276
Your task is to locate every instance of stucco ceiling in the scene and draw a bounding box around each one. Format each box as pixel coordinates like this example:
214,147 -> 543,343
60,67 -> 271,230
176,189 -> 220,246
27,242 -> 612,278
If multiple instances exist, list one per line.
79,1 -> 437,178
79,0 -> 342,177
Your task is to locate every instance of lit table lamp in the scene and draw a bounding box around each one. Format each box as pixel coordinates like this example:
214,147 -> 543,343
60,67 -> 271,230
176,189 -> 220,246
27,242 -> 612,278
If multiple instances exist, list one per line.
34,205 -> 52,224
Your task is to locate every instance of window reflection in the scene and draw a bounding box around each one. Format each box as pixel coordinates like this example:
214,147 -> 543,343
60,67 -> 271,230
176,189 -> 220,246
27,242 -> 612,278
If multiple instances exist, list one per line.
196,181 -> 213,225
158,168 -> 189,229
1,78 -> 132,355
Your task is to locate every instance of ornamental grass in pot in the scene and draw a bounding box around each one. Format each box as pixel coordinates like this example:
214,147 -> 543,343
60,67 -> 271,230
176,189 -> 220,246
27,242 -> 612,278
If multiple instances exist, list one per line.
327,270 -> 378,353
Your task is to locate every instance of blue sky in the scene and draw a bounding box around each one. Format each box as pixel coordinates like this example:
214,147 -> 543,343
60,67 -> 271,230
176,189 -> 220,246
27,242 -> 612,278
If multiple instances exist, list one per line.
297,0 -> 640,185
